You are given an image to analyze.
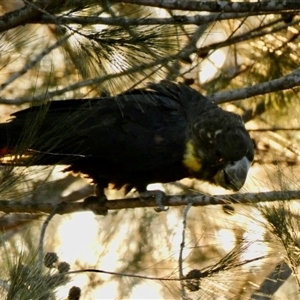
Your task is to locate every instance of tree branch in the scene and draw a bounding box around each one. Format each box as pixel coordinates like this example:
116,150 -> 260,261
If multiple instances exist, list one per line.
38,12 -> 269,26
0,0 -> 103,33
0,0 -> 61,33
2,0 -> 299,34
112,0 -> 300,13
0,34 -> 71,93
197,16 -> 299,58
1,190 -> 300,215
0,52 -> 184,104
208,67 -> 300,104
1,64 -> 300,105
0,2 -> 38,33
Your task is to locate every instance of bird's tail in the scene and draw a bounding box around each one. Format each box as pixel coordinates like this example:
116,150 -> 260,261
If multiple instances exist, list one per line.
0,122 -> 12,161
0,121 -> 32,165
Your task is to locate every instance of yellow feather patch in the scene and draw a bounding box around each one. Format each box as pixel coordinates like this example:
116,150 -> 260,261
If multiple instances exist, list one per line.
183,141 -> 202,172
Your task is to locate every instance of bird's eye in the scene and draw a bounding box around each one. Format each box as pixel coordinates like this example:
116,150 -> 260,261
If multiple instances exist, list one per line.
199,130 -> 215,144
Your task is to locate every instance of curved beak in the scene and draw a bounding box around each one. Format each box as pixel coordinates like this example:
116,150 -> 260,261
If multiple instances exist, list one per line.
215,156 -> 251,191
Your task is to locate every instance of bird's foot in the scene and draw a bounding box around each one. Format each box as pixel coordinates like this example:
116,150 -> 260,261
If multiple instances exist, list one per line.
83,195 -> 108,216
139,190 -> 169,212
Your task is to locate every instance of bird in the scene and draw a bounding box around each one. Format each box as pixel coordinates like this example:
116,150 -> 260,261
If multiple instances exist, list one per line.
0,82 -> 254,212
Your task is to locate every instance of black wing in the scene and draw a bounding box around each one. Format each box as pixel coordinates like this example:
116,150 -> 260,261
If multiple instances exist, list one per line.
3,84 -> 198,172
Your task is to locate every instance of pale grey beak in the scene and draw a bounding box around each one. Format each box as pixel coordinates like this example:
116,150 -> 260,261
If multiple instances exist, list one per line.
216,156 -> 251,191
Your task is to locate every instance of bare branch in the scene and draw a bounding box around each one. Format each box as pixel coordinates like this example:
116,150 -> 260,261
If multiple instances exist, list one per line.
1,0 -> 298,33
39,12 -> 269,26
0,0 -> 100,33
0,0 -> 60,33
208,67 -> 300,104
0,2 -> 39,33
1,63 -> 300,105
0,190 -> 300,215
111,0 -> 300,13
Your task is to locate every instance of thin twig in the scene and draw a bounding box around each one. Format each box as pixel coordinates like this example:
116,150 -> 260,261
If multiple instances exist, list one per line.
67,268 -> 180,281
179,200 -> 194,299
38,204 -> 62,271
66,254 -> 265,281
196,16 -> 300,58
0,53 -> 182,104
0,33 -> 72,94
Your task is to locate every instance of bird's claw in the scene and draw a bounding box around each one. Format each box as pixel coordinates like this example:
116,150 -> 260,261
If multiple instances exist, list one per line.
83,195 -> 108,215
154,205 -> 169,213
140,190 -> 169,212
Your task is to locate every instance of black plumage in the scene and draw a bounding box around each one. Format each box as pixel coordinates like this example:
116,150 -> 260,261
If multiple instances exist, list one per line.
0,82 -> 254,196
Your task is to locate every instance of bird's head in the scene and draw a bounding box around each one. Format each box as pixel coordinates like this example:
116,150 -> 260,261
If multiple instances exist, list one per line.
184,109 -> 254,191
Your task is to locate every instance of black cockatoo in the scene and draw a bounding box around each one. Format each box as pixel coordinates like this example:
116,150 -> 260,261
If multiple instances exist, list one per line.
0,82 -> 254,211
